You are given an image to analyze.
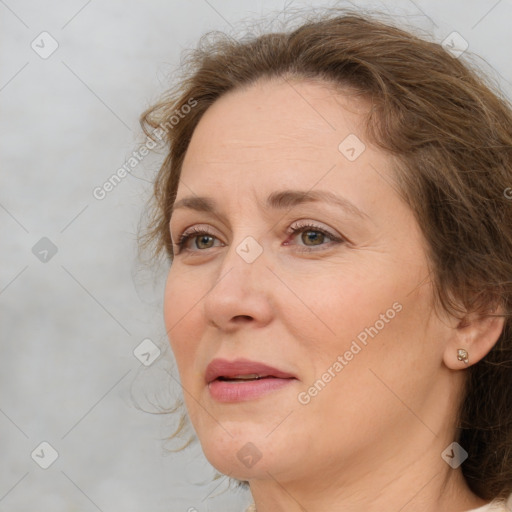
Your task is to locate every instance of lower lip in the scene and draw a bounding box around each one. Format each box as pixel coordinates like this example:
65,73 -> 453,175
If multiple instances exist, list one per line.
208,377 -> 296,402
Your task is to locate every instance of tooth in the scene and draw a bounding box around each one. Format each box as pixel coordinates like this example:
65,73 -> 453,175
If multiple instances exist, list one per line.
233,374 -> 261,380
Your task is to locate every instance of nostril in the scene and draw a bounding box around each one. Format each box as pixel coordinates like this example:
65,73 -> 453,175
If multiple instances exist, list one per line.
233,315 -> 253,322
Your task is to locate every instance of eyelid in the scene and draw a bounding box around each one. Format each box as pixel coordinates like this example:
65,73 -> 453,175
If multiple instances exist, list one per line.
173,224 -> 222,253
173,219 -> 346,255
285,220 -> 345,251
172,223 -> 216,243
287,219 -> 341,239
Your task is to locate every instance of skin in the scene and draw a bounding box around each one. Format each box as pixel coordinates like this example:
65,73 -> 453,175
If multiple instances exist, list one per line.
164,77 -> 504,512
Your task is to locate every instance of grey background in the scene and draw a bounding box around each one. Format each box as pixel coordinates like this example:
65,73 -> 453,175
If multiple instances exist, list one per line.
1,0 -> 511,511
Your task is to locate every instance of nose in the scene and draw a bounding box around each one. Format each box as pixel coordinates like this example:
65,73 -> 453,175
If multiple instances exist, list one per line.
202,238 -> 275,332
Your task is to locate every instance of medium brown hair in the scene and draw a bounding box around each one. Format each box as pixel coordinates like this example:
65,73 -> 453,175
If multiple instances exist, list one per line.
140,9 -> 512,501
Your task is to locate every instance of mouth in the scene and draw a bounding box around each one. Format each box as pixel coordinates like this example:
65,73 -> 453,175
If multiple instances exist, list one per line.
217,374 -> 281,381
205,358 -> 297,402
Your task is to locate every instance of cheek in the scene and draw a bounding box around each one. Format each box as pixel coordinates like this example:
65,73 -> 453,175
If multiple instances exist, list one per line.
290,259 -> 433,396
311,281 -> 437,423
164,269 -> 210,430
163,268 -> 206,384
279,261 -> 401,355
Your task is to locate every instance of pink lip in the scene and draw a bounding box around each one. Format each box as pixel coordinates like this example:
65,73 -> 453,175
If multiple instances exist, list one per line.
205,358 -> 297,403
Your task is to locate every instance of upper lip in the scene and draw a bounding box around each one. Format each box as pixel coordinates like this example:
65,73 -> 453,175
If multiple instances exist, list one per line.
205,358 -> 297,384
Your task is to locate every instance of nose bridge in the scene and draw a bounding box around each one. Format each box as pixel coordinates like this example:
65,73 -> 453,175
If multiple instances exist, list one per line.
203,232 -> 273,327
213,233 -> 267,293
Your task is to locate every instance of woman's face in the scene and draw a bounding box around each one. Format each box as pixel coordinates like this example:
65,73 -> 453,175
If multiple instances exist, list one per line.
165,78 -> 456,486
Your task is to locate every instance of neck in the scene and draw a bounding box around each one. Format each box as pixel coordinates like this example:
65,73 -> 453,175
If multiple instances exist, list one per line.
248,430 -> 487,512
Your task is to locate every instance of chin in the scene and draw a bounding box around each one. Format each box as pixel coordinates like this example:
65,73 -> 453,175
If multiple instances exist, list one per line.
196,422 -> 280,480
203,446 -> 274,481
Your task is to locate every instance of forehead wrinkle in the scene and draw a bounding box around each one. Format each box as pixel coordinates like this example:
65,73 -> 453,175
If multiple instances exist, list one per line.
195,139 -> 333,166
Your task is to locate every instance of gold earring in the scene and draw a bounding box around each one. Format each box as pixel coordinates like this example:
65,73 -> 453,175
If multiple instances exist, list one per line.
457,348 -> 469,364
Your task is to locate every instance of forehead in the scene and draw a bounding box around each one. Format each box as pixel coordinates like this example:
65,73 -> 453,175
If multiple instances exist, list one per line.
182,77 -> 372,169
177,77 -> 399,220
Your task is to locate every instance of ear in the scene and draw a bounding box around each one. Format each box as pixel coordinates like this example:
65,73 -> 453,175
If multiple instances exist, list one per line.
443,305 -> 506,370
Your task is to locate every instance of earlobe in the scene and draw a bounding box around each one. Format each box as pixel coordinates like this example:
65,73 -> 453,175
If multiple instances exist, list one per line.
456,348 -> 469,365
443,307 -> 506,370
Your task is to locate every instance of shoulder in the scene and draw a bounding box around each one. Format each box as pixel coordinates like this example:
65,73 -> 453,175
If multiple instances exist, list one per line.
466,500 -> 510,512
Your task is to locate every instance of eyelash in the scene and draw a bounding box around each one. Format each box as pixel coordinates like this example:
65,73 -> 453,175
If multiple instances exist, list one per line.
173,221 -> 344,255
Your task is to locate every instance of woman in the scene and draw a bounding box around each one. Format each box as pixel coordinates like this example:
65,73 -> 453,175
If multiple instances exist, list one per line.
140,9 -> 512,512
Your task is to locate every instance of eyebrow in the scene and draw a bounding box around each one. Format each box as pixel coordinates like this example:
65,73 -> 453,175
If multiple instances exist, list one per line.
170,189 -> 369,221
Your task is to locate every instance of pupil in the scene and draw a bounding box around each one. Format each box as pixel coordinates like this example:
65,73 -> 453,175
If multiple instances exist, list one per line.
197,235 -> 213,249
303,230 -> 323,246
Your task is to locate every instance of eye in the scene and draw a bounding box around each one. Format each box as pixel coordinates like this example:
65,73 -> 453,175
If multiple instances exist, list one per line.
173,221 -> 345,255
285,221 -> 344,252
174,225 -> 223,254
